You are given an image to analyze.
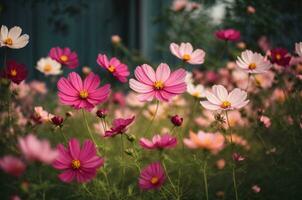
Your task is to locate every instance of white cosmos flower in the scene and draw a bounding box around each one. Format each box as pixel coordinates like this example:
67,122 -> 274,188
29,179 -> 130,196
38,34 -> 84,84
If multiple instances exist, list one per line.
0,25 -> 29,49
185,71 -> 194,84
236,50 -> 272,74
295,42 -> 302,57
187,83 -> 205,98
36,57 -> 62,75
200,85 -> 249,111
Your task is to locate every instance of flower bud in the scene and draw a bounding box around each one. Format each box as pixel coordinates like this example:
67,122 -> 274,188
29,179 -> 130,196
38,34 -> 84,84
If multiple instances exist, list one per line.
96,109 -> 108,119
65,111 -> 73,118
171,115 -> 183,127
51,115 -> 64,127
232,153 -> 245,162
111,35 -> 121,45
124,148 -> 135,157
126,134 -> 136,142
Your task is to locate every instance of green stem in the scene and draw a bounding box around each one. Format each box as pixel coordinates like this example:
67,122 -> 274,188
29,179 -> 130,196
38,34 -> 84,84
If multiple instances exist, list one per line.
202,156 -> 209,200
59,127 -> 68,143
162,159 -> 179,199
232,166 -> 239,200
82,110 -> 99,153
144,100 -> 159,134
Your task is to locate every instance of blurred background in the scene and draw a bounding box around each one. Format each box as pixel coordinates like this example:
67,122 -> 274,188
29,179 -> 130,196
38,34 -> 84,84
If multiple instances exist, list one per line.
1,0 -> 302,79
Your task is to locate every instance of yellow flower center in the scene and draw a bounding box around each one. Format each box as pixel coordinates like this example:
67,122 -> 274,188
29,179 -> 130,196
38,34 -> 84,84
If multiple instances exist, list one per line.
60,55 -> 68,62
44,64 -> 52,72
182,54 -> 191,61
4,38 -> 13,45
79,90 -> 89,99
150,176 -> 159,185
108,65 -> 116,72
248,63 -> 257,70
192,92 -> 201,98
275,54 -> 281,60
221,101 -> 231,109
71,159 -> 81,169
10,69 -> 17,76
154,81 -> 164,90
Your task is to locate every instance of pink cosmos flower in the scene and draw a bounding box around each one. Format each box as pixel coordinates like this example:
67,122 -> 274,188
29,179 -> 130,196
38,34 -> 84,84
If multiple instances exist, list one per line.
215,29 -> 241,41
57,72 -> 110,111
251,185 -> 261,193
18,134 -> 58,164
138,162 -> 166,190
169,42 -> 205,64
129,63 -> 186,102
0,155 -> 26,177
49,47 -> 79,69
200,85 -> 249,111
53,138 -> 104,183
104,116 -> 135,137
260,115 -> 271,128
183,131 -> 225,153
139,133 -> 177,150
236,50 -> 272,74
96,54 -> 130,83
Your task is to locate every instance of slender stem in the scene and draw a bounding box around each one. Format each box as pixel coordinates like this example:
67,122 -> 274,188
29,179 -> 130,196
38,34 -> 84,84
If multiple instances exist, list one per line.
203,159 -> 209,200
162,159 -> 179,199
59,127 -> 68,143
144,100 -> 159,134
225,111 -> 239,200
82,110 -> 99,152
245,74 -> 251,91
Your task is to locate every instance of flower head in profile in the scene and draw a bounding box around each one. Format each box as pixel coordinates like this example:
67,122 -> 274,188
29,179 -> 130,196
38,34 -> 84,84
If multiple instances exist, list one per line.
200,85 -> 249,111
139,133 -> 177,150
236,50 -> 272,74
0,155 -> 26,177
31,106 -> 53,124
129,63 -> 186,102
183,131 -> 225,153
269,48 -> 291,67
2,60 -> 28,84
104,116 -> 135,137
138,162 -> 166,190
36,57 -> 62,76
57,72 -> 110,111
170,42 -> 205,64
18,134 -> 58,164
187,83 -> 206,98
215,29 -> 240,41
295,42 -> 302,57
49,47 -> 79,69
0,25 -> 29,49
97,54 -> 130,83
53,138 -> 104,183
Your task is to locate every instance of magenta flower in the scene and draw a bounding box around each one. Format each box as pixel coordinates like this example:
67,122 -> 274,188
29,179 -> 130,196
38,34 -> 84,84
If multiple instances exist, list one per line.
57,72 -> 110,111
96,54 -> 130,83
215,29 -> 241,41
270,48 -> 291,67
18,134 -> 58,164
138,162 -> 166,190
139,133 -> 177,150
129,63 -> 186,102
2,60 -> 28,84
169,42 -> 206,64
104,116 -> 135,137
53,138 -> 104,183
49,47 -> 79,69
0,155 -> 26,177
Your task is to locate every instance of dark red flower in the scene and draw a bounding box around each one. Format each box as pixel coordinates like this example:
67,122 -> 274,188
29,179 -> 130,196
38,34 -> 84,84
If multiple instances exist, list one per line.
215,29 -> 241,42
3,60 -> 28,84
51,115 -> 64,127
96,108 -> 108,119
232,153 -> 245,162
104,116 -> 135,137
270,48 -> 291,67
171,115 -> 183,127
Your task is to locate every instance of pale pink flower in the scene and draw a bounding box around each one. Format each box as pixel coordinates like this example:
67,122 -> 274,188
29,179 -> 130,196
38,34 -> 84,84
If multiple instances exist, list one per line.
33,106 -> 53,123
247,6 -> 256,14
111,35 -> 121,44
226,134 -> 250,150
258,36 -> 271,52
295,42 -> 302,57
183,131 -> 225,153
251,185 -> 261,193
129,63 -> 186,102
254,71 -> 275,89
18,134 -> 58,164
29,81 -> 47,94
57,72 -> 110,111
171,0 -> 187,11
0,155 -> 26,177
260,115 -> 271,128
236,50 -> 272,74
126,92 -> 145,107
139,134 -> 177,150
170,42 -> 205,64
93,121 -> 107,137
200,85 -> 249,111
271,88 -> 286,103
